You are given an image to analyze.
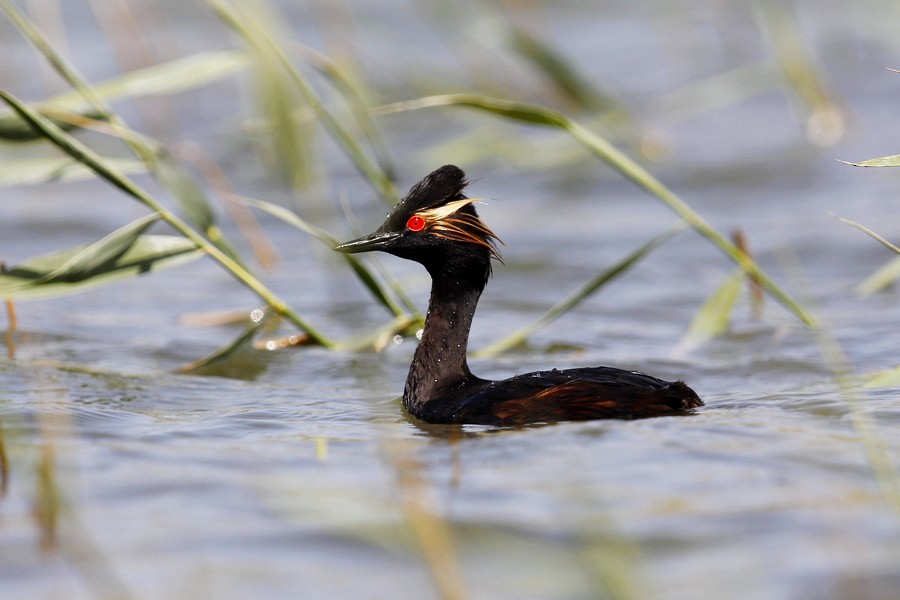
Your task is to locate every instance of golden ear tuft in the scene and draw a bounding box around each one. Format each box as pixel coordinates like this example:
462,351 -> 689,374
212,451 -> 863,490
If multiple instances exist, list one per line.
417,198 -> 502,260
418,197 -> 483,223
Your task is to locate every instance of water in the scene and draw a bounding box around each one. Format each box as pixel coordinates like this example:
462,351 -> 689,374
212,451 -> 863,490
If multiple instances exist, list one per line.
2,1 -> 900,599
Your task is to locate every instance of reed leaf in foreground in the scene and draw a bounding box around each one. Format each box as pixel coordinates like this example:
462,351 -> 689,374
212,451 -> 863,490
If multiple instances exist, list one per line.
43,50 -> 250,113
375,93 -> 817,328
0,226 -> 200,300
507,24 -> 623,116
673,268 -> 744,357
756,2 -> 846,147
0,90 -> 335,348
855,257 -> 900,297
474,222 -> 686,358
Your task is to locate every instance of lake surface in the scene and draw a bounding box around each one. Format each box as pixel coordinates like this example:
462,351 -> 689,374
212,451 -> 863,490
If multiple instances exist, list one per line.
2,1 -> 900,599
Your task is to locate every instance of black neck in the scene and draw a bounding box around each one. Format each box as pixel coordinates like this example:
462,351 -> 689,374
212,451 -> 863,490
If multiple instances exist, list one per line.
403,257 -> 488,415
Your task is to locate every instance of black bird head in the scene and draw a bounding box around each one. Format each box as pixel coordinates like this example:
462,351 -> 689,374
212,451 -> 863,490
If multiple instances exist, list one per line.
335,165 -> 501,277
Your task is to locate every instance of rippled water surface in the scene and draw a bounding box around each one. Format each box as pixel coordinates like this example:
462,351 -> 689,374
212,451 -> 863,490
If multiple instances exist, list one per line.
3,2 -> 900,599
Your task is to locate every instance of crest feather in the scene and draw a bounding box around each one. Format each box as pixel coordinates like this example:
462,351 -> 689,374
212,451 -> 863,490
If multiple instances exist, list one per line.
387,165 -> 503,260
403,165 -> 469,213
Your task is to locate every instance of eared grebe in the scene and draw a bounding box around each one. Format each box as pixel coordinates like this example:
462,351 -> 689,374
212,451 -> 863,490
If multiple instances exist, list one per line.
335,165 -> 702,426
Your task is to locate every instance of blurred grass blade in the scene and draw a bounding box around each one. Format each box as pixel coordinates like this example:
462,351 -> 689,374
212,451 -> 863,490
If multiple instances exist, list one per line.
295,43 -> 396,182
207,0 -> 398,203
833,214 -> 900,255
0,50 -> 251,142
841,155 -> 900,168
240,195 -> 409,318
149,148 -> 215,230
474,222 -> 685,358
855,257 -> 900,297
0,235 -> 201,299
376,93 -> 817,328
508,24 -> 621,116
147,148 -> 248,269
865,366 -> 900,389
0,156 -> 146,186
674,268 -> 744,356
49,50 -> 251,110
757,1 -> 846,147
652,62 -> 777,127
240,0 -> 316,191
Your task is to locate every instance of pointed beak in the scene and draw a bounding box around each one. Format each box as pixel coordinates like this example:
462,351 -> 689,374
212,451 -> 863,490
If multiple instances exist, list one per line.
333,229 -> 399,254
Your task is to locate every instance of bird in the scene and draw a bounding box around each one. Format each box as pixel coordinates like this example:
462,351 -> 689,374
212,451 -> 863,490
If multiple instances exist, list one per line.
335,165 -> 703,426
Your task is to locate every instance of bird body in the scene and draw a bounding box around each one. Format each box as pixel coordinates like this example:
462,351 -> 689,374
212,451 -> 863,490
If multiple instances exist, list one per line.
335,165 -> 702,426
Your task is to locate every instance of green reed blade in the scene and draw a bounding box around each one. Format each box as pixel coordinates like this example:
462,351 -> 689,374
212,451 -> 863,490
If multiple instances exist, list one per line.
833,214 -> 900,255
841,154 -> 900,168
674,268 -> 744,356
294,43 -> 397,183
0,233 -> 200,299
474,222 -> 686,358
34,213 -> 160,282
148,148 -> 248,269
0,50 -> 250,142
0,109 -> 105,142
508,24 -> 623,116
46,50 -> 251,112
375,93 -> 818,328
150,149 -> 216,231
855,257 -> 900,297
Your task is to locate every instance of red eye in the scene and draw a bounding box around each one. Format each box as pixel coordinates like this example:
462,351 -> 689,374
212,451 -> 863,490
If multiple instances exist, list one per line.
406,215 -> 426,232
